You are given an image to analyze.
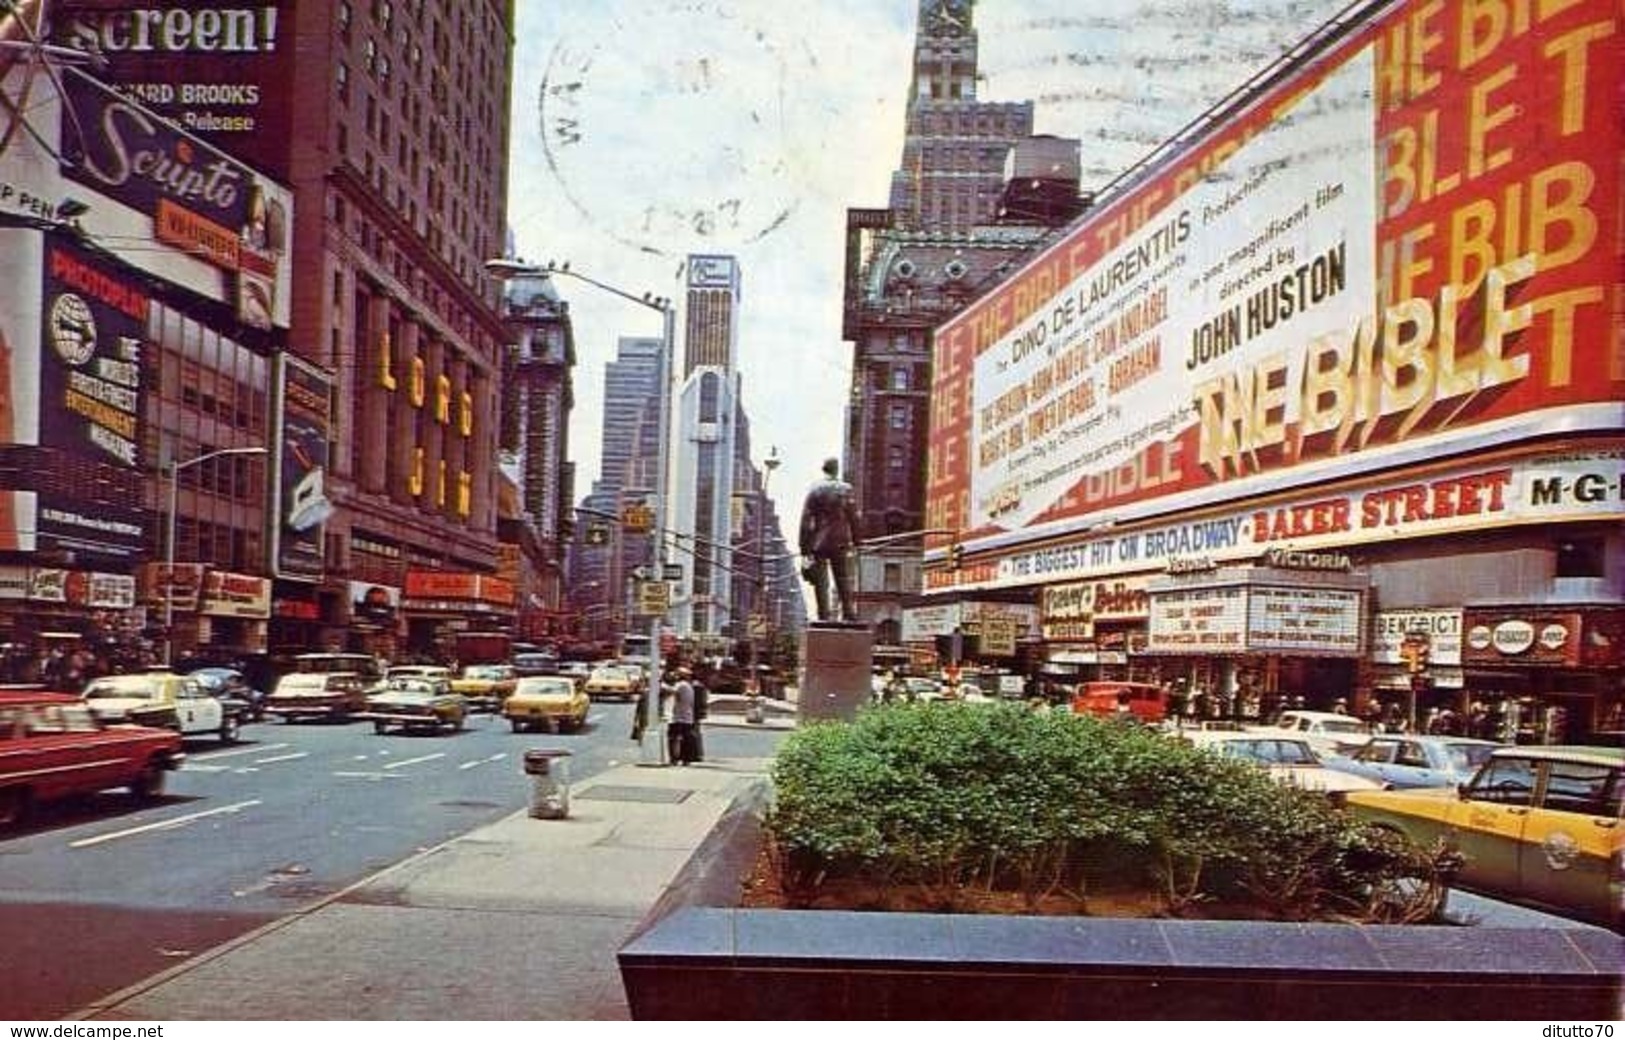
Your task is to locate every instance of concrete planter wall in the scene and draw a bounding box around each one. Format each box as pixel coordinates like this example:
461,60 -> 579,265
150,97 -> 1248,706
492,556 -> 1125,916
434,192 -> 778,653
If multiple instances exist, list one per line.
619,782 -> 1623,1020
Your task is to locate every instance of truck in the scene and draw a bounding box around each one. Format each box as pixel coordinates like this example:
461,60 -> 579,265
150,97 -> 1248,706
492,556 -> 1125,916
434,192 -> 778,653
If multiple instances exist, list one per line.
454,631 -> 512,666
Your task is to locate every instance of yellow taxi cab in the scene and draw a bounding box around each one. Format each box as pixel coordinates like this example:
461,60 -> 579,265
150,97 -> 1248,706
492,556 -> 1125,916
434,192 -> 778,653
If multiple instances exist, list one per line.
1345,745 -> 1623,928
450,664 -> 518,712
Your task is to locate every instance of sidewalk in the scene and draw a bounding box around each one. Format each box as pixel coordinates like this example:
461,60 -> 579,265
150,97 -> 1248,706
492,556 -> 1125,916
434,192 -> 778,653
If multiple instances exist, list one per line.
74,710 -> 795,1021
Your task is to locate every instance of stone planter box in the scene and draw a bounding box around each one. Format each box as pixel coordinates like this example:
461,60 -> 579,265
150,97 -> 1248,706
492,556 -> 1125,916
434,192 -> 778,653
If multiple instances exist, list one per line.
618,782 -> 1623,1020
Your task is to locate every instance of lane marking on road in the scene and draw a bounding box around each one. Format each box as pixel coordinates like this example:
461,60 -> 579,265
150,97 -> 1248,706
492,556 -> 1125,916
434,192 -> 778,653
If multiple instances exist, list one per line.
458,753 -> 508,771
381,752 -> 446,771
253,752 -> 309,765
191,743 -> 290,762
70,800 -> 262,849
332,771 -> 406,781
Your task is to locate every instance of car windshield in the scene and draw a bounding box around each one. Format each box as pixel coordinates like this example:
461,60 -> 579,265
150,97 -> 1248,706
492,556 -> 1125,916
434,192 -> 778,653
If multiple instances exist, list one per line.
463,666 -> 507,680
519,679 -> 573,695
1220,739 -> 1319,765
297,655 -> 376,675
1319,719 -> 1368,735
1445,743 -> 1498,772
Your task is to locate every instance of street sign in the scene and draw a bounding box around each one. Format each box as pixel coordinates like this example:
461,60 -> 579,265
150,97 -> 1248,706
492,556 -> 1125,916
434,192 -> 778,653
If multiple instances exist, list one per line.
982,619 -> 1017,657
662,563 -> 684,581
622,504 -> 654,534
630,565 -> 651,581
635,580 -> 669,616
748,613 -> 768,637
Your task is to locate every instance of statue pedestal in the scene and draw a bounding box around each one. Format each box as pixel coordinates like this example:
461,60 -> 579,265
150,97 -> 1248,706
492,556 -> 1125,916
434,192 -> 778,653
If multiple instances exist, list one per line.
797,622 -> 873,723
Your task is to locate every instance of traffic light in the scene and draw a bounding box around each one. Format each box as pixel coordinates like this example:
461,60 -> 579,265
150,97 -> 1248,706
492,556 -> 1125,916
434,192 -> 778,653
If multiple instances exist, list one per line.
1400,637 -> 1430,673
948,543 -> 964,569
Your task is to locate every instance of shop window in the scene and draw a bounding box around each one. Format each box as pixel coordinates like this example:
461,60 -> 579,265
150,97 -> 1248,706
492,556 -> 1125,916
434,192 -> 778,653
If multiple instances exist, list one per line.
1556,538 -> 1603,578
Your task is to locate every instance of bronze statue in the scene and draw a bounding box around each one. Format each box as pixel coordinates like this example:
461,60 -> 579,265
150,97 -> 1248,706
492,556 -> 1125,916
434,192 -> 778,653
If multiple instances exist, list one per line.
798,457 -> 860,623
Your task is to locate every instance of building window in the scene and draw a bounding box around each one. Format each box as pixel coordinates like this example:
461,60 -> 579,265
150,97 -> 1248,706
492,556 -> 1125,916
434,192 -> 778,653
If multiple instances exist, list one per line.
890,404 -> 908,430
891,366 -> 909,391
883,563 -> 903,593
336,62 -> 349,102
338,2 -> 351,35
1556,538 -> 1604,578
888,446 -> 905,470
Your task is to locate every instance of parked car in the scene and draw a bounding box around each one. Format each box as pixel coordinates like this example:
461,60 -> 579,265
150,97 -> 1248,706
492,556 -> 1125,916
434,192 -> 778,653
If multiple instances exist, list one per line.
364,676 -> 468,735
1247,710 -> 1373,755
265,653 -> 383,722
1346,746 -> 1625,928
450,664 -> 518,711
1070,681 -> 1167,723
558,661 -> 593,687
1323,734 -> 1503,789
81,672 -> 245,744
1177,729 -> 1385,799
504,675 -> 590,733
188,666 -> 267,722
0,691 -> 186,827
583,664 -> 644,702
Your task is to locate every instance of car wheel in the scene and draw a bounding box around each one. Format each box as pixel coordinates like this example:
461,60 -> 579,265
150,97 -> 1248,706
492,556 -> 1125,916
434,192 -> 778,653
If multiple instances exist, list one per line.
374,720 -> 387,734
0,786 -> 30,828
509,718 -> 522,733
219,715 -> 241,744
451,714 -> 465,733
129,762 -> 165,803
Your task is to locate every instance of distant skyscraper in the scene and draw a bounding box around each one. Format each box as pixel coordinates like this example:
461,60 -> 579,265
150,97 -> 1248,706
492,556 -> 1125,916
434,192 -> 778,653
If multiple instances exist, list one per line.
570,336 -> 664,634
672,255 -> 742,637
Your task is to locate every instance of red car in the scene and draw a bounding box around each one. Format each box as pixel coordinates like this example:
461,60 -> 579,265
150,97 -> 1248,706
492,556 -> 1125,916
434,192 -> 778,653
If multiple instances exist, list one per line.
0,690 -> 186,828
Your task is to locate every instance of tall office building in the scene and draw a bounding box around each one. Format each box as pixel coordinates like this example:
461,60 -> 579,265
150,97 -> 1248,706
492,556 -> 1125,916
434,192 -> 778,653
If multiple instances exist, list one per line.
671,256 -> 742,638
51,0 -> 518,659
568,336 -> 665,641
840,0 -> 1086,643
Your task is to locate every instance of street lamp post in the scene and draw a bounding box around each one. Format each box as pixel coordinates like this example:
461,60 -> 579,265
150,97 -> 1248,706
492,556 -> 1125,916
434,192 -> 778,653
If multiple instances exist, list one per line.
491,258 -> 675,765
751,447 -> 779,686
164,445 -> 268,666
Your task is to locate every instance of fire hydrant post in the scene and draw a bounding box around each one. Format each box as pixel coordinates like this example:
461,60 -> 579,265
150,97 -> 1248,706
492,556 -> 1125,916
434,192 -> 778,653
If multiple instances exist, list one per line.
523,748 -> 573,819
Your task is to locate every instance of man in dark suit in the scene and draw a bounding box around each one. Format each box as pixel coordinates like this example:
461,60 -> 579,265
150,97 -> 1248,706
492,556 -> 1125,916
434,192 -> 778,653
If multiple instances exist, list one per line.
798,457 -> 860,623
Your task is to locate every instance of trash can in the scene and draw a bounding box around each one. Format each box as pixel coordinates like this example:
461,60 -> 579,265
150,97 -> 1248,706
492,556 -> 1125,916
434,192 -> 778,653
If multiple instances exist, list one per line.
745,696 -> 765,724
523,748 -> 573,819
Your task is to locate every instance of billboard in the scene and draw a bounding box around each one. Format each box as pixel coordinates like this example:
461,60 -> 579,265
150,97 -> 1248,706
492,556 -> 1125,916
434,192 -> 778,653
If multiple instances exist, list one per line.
31,238 -> 149,559
58,66 -> 293,330
927,0 -> 1623,545
54,2 -> 295,180
269,353 -> 333,580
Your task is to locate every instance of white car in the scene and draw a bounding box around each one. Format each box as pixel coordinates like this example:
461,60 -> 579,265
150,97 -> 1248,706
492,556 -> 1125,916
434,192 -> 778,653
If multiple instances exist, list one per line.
1178,729 -> 1384,798
1247,710 -> 1373,756
81,672 -> 244,744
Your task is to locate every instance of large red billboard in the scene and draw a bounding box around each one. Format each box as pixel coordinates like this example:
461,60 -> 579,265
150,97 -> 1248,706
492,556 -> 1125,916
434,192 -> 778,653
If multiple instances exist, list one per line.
926,0 -> 1623,550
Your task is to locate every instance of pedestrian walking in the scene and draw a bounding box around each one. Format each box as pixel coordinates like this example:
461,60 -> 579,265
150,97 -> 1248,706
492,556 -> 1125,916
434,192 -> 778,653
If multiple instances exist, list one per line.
666,666 -> 698,765
689,664 -> 709,763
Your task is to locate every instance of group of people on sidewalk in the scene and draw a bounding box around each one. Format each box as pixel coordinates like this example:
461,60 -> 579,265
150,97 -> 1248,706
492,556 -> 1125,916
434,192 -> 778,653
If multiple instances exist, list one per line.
631,662 -> 710,766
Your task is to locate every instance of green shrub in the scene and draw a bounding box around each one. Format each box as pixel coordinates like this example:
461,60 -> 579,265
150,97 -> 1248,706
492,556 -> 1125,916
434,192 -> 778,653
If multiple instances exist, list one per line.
765,703 -> 1448,920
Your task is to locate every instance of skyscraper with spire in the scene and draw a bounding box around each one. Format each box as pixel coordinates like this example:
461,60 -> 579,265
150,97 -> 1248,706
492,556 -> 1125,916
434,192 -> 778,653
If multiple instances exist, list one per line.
840,0 -> 1087,643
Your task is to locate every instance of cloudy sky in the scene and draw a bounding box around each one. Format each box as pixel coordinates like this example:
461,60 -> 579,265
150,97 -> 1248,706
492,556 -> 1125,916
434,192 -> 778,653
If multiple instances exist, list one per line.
504,0 -> 1354,528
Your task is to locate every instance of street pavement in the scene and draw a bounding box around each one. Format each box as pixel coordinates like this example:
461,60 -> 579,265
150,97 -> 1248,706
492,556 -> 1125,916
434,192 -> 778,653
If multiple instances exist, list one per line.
70,700 -> 797,1021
